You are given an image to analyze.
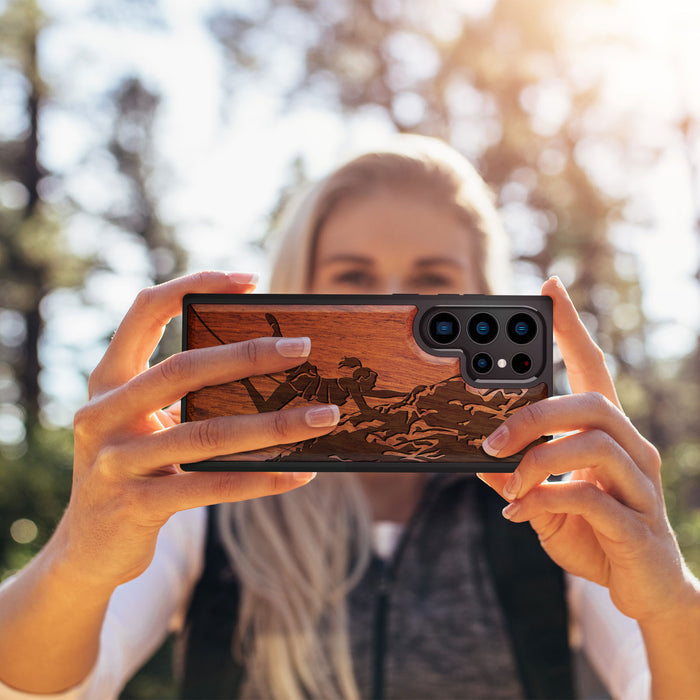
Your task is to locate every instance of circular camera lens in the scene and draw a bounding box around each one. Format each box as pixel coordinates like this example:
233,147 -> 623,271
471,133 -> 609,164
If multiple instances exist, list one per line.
512,353 -> 533,374
507,313 -> 537,344
429,312 -> 459,344
468,312 -> 498,344
472,352 -> 493,374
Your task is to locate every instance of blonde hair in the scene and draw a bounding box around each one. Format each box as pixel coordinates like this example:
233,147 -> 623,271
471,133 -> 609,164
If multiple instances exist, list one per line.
216,135 -> 510,700
269,133 -> 510,294
217,475 -> 372,699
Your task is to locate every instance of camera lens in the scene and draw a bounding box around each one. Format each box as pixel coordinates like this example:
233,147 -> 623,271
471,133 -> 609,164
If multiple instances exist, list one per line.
429,312 -> 459,344
468,313 -> 498,344
507,313 -> 537,344
472,353 -> 493,374
512,353 -> 532,374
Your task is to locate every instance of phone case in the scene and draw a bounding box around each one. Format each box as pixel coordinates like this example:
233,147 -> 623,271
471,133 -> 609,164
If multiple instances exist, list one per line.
181,294 -> 552,472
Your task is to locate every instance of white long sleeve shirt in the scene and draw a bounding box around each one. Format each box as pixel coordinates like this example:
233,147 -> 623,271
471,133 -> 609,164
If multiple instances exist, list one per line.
0,507 -> 650,699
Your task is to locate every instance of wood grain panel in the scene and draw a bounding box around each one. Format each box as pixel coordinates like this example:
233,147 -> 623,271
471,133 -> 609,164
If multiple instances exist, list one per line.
185,304 -> 547,464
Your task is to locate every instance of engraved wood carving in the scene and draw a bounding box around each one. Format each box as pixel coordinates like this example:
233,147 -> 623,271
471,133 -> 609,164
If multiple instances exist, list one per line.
186,304 -> 547,463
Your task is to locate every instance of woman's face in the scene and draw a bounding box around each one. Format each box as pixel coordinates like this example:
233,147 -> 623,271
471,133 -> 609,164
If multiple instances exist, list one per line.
310,191 -> 481,295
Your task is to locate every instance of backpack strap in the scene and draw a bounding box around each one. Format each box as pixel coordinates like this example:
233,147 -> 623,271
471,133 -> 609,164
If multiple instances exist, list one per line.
176,504 -> 245,699
477,479 -> 575,699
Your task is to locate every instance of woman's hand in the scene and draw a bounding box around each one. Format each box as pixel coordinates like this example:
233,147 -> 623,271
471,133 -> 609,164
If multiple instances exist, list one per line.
56,271 -> 340,590
477,277 -> 697,626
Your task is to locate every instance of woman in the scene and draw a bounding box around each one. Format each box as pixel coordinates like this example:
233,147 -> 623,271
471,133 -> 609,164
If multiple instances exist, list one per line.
0,136 -> 698,699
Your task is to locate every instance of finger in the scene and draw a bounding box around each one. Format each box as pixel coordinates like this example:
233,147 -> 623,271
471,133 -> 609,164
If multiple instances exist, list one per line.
476,471 -> 511,500
499,429 -> 655,513
501,480 -> 641,546
161,402 -> 181,427
90,271 -> 258,394
148,469 -> 317,517
477,470 -> 575,503
542,276 -> 621,408
99,404 -> 340,477
110,336 -> 312,421
482,392 -> 660,478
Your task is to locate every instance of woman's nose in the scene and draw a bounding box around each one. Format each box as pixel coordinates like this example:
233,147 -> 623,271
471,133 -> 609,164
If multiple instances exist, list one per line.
375,277 -> 403,295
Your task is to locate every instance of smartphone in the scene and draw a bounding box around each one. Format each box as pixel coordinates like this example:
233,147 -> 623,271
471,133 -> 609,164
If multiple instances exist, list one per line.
181,294 -> 552,472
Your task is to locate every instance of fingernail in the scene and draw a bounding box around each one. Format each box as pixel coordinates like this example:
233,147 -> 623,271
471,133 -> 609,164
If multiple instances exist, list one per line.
227,272 -> 259,285
305,404 -> 340,427
276,337 -> 311,358
550,275 -> 563,289
550,275 -> 570,297
502,501 -> 520,520
503,471 -> 521,500
293,472 -> 316,483
482,425 -> 509,456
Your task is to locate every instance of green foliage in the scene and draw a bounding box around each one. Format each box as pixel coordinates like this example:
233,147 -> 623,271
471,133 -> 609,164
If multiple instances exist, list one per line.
663,440 -> 700,578
119,635 -> 179,700
0,423 -> 73,582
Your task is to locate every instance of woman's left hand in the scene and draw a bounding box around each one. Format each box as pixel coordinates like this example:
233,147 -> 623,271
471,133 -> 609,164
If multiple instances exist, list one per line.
477,276 -> 696,625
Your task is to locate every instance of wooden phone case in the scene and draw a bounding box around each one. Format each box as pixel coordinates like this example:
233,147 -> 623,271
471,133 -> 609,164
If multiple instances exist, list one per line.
181,294 -> 552,472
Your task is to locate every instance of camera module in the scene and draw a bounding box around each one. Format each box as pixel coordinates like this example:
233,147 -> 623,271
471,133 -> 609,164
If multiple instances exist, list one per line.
507,313 -> 537,344
429,312 -> 460,344
512,353 -> 532,374
472,352 -> 493,374
468,312 -> 498,344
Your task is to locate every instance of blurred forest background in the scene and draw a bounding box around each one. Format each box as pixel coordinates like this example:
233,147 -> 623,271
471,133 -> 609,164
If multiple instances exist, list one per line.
1,0 -> 700,697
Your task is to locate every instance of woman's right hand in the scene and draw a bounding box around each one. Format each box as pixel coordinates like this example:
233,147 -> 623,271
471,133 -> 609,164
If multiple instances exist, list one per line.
53,271 -> 339,590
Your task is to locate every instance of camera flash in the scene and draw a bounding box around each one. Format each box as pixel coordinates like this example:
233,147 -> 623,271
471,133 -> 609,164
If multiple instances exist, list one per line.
497,358 -> 507,368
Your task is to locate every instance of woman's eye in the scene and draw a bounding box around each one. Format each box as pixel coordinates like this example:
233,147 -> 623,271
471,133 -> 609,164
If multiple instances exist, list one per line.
411,273 -> 453,289
332,270 -> 376,288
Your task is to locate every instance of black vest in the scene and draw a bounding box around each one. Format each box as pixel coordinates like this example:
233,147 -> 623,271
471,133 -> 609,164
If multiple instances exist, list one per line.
176,479 -> 574,699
